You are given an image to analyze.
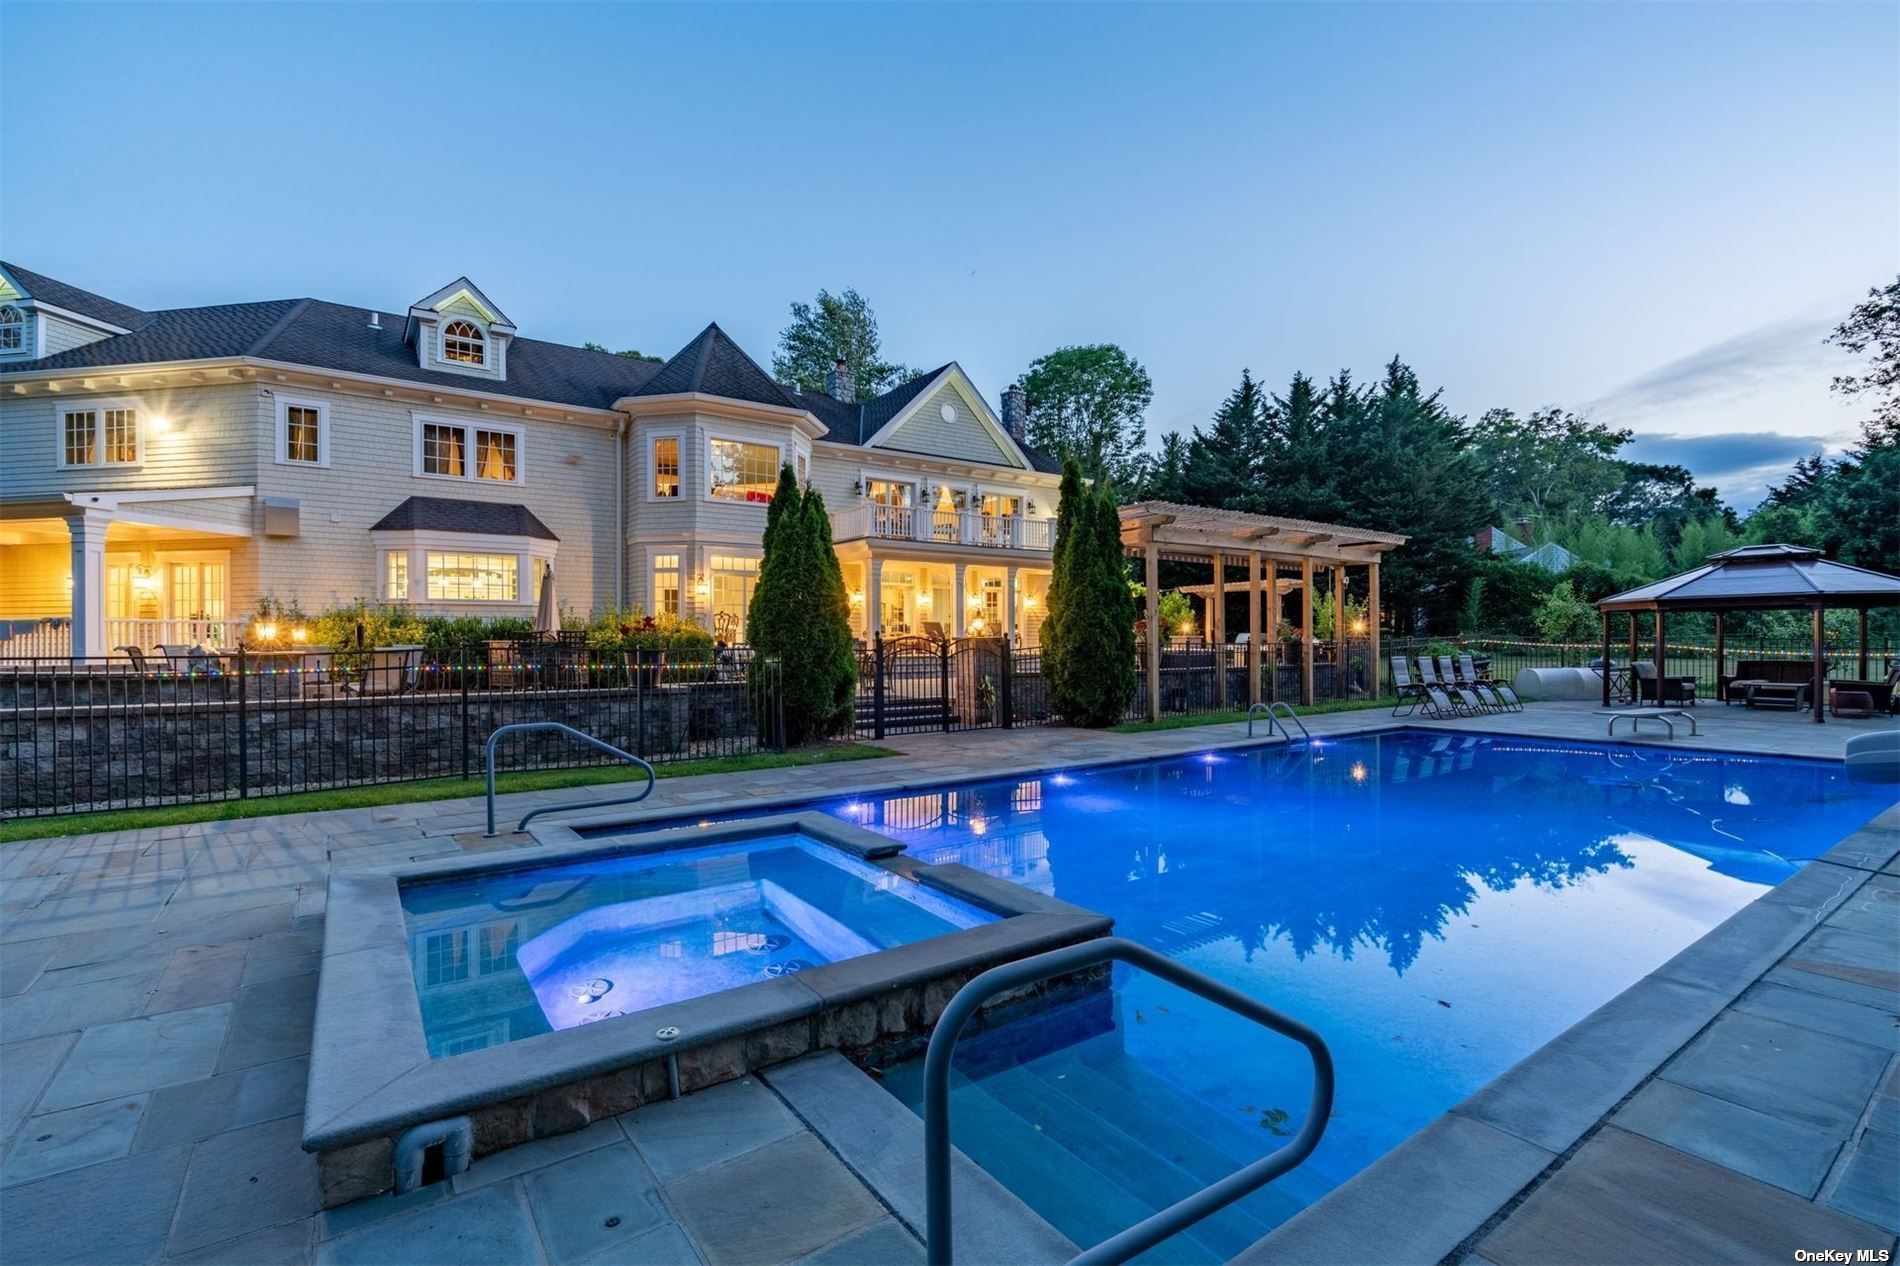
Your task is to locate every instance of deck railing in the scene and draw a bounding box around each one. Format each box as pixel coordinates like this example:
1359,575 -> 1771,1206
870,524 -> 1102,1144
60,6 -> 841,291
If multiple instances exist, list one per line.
831,505 -> 1055,552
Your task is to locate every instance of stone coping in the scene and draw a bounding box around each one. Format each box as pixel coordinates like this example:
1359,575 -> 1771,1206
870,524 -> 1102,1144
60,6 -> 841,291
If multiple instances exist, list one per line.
1233,802 -> 1900,1264
302,811 -> 1111,1184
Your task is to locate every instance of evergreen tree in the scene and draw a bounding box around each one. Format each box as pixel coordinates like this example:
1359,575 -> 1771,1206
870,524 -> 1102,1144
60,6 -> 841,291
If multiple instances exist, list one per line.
1045,475 -> 1137,726
1039,461 -> 1086,704
1141,434 -> 1191,502
1183,369 -> 1268,508
747,466 -> 857,744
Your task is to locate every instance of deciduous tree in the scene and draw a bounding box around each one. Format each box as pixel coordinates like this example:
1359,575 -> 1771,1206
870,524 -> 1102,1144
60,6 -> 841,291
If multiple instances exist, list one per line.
772,289 -> 913,400
1021,344 -> 1153,488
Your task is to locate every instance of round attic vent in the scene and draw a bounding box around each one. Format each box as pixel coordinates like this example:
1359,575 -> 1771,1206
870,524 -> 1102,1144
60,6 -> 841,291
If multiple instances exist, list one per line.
940,403 -> 957,423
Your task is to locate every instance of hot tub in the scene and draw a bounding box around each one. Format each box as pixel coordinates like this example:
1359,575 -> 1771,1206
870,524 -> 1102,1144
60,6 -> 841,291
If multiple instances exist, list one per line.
304,812 -> 1109,1206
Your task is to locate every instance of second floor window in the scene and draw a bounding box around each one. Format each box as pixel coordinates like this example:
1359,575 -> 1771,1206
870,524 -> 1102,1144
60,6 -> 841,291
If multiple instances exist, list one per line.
441,320 -> 485,365
652,437 -> 680,498
61,406 -> 138,467
0,305 -> 23,352
417,419 -> 521,483
708,438 -> 777,503
280,400 -> 327,465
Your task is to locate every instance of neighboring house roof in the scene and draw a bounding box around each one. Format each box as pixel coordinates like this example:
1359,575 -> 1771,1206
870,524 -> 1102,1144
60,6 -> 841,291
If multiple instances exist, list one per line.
1,261 -> 150,331
370,496 -> 559,541
632,322 -> 799,411
1598,543 -> 1900,611
1519,541 -> 1575,573
1474,525 -> 1528,555
797,365 -> 1063,474
0,293 -> 664,411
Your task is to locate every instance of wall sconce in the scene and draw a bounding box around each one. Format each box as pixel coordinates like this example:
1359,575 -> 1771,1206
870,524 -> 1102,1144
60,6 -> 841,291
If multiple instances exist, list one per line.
255,622 -> 280,643
916,592 -> 933,610
291,626 -> 309,643
848,590 -> 864,606
131,565 -> 158,595
852,478 -> 863,497
1027,499 -> 1038,516
693,575 -> 710,600
1023,594 -> 1038,609
149,415 -> 173,435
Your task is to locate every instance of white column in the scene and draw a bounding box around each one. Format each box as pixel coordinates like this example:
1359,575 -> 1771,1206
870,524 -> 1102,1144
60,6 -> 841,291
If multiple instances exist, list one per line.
953,563 -> 968,637
1005,565 -> 1019,641
66,507 -> 112,659
867,559 -> 883,639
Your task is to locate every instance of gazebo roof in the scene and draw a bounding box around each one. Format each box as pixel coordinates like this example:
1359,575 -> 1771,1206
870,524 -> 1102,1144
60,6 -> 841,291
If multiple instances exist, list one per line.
1119,501 -> 1409,566
1597,543 -> 1900,612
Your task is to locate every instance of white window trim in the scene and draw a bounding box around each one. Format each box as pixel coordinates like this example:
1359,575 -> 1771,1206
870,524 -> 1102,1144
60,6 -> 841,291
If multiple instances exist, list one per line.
425,317 -> 509,378
370,528 -> 556,607
648,548 -> 684,616
0,304 -> 27,357
56,397 -> 142,469
438,318 -> 487,368
274,396 -> 331,468
411,413 -> 526,486
647,431 -> 685,502
858,470 -> 922,505
702,432 -> 782,507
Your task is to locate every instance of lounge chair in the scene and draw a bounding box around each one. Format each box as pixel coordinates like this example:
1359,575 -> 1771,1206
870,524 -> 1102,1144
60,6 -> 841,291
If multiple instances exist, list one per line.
115,645 -> 151,672
1389,655 -> 1427,715
1458,652 -> 1521,712
1419,657 -> 1487,716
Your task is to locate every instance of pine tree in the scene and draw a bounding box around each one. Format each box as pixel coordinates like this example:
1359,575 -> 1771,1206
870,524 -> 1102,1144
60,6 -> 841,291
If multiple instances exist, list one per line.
1045,474 -> 1137,726
1040,461 -> 1085,703
748,466 -> 857,744
1183,369 -> 1267,508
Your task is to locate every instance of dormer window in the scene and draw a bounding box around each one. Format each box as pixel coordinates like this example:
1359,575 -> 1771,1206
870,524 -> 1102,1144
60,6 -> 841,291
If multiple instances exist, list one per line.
441,320 -> 485,365
0,305 -> 24,353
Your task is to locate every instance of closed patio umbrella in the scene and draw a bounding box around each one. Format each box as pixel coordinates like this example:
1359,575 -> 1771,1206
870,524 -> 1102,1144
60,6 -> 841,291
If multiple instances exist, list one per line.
534,564 -> 559,634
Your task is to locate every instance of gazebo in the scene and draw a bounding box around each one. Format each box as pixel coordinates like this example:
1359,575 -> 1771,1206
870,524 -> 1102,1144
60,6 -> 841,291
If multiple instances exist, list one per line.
1595,544 -> 1900,723
1118,502 -> 1409,721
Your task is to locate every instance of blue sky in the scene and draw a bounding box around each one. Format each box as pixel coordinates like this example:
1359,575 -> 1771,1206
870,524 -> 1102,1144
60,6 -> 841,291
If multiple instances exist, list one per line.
4,2 -> 1893,509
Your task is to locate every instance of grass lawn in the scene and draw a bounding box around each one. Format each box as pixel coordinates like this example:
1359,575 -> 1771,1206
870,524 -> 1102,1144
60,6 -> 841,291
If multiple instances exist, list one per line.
1111,696 -> 1397,733
0,743 -> 894,845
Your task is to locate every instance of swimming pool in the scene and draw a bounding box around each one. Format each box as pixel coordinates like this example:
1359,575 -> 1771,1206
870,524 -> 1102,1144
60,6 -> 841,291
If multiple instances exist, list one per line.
677,729 -> 1895,1259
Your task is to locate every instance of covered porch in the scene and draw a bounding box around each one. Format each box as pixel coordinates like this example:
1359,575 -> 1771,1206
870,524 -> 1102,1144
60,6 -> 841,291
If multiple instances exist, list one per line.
0,487 -> 256,659
1118,501 -> 1409,722
834,542 -> 1049,646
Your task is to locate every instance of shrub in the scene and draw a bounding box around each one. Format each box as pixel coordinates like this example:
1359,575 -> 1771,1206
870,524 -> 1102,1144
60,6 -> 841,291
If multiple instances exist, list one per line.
747,465 -> 857,744
1531,580 -> 1598,664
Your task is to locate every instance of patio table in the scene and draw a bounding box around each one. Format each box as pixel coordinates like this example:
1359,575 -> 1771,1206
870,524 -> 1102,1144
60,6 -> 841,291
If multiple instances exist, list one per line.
1741,681 -> 1811,711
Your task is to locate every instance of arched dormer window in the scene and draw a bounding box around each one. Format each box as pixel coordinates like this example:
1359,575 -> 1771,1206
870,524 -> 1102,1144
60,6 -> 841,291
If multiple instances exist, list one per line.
441,319 -> 485,366
0,305 -> 24,353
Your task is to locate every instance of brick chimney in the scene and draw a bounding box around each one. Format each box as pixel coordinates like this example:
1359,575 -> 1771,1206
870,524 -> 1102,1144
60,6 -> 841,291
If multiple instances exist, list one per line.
1514,516 -> 1533,542
824,358 -> 855,402
1001,383 -> 1028,443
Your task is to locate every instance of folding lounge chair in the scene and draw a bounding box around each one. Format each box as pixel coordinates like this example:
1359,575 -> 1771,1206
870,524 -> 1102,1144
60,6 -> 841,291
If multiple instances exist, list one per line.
1446,653 -> 1516,713
1422,657 -> 1487,715
1458,653 -> 1521,711
1389,655 -> 1427,715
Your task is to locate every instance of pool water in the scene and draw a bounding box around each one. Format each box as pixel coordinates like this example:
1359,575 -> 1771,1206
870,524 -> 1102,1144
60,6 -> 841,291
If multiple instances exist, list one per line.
815,730 -> 1895,1259
398,833 -> 994,1058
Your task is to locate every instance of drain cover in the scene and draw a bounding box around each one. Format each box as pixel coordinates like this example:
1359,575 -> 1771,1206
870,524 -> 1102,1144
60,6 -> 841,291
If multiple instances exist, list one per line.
764,959 -> 812,977
568,978 -> 613,1004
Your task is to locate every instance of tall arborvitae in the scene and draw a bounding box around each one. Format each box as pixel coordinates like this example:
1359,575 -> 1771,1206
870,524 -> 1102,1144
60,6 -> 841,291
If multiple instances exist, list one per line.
748,466 -> 857,744
1039,460 -> 1086,702
1046,474 -> 1137,726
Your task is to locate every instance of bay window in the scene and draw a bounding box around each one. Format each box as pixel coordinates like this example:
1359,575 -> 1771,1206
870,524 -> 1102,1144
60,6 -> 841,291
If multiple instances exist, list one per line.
708,438 -> 777,502
426,553 -> 518,602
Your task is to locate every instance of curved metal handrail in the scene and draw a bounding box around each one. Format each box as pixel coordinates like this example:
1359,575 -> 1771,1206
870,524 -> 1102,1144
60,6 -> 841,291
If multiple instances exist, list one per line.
923,936 -> 1333,1265
483,722 -> 655,837
1247,700 -> 1312,744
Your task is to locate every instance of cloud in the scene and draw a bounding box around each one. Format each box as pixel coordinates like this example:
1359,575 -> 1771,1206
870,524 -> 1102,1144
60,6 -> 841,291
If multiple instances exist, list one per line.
1621,431 -> 1829,474
1591,315 -> 1845,417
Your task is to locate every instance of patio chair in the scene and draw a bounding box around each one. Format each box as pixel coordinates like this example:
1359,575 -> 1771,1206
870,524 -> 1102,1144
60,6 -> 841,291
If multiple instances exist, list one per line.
1420,657 -> 1488,715
1633,661 -> 1697,706
1418,682 -> 1478,719
1389,655 -> 1427,716
1458,652 -> 1521,712
114,645 -> 151,672
155,643 -> 197,672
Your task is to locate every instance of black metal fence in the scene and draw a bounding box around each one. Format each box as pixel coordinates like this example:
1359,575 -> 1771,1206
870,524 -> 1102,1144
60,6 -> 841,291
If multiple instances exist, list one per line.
1,646 -> 783,820
855,636 -> 1055,737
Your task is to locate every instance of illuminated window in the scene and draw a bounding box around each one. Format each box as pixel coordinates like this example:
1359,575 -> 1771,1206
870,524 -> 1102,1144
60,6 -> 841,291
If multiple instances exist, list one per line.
62,410 -> 96,466
281,402 -> 325,465
103,409 -> 138,464
421,423 -> 465,477
710,554 -> 760,642
866,480 -> 912,507
475,430 -> 516,482
652,437 -> 680,498
0,305 -> 23,352
652,553 -> 681,616
441,319 -> 485,365
386,551 -> 409,600
708,439 -> 778,502
416,418 -> 521,483
426,552 -> 519,602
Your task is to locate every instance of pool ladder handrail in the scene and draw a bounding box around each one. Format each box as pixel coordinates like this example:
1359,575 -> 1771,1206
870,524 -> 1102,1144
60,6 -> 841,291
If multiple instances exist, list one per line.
483,722 -> 656,837
1247,700 -> 1312,744
923,936 -> 1334,1266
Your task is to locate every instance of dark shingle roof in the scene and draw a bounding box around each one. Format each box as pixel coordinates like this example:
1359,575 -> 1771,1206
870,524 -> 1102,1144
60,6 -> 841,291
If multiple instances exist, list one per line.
791,365 -> 1061,473
1598,543 -> 1900,611
0,293 -> 663,411
370,496 -> 558,541
632,323 -> 799,410
2,261 -> 150,331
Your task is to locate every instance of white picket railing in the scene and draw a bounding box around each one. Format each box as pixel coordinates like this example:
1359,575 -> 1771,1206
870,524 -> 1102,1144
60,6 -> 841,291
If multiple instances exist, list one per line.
0,619 -> 73,659
0,616 -> 248,660
831,506 -> 1054,552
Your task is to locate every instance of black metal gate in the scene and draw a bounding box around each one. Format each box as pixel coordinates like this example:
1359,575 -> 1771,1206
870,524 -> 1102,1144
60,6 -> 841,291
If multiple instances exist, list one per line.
856,635 -> 1052,737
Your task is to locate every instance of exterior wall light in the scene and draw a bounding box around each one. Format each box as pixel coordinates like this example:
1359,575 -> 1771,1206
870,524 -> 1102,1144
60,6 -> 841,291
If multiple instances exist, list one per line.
255,622 -> 280,642
291,626 -> 309,643
693,575 -> 710,600
848,590 -> 864,606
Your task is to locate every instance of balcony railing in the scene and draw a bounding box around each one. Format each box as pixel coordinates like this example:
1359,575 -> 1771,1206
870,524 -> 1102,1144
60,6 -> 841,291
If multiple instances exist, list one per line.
830,504 -> 1054,552
0,617 -> 248,659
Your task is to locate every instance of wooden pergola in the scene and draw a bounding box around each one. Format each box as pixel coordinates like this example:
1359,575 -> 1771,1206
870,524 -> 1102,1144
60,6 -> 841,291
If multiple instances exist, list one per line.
1118,502 -> 1409,721
1596,543 -> 1900,724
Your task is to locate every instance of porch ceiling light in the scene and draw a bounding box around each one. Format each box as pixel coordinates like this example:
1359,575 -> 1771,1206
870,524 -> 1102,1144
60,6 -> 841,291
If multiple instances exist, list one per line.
131,566 -> 158,594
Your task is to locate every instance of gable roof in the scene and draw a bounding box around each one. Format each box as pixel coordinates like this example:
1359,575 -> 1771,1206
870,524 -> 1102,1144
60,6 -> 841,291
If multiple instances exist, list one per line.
1,261 -> 149,331
405,277 -> 516,338
632,322 -> 799,410
796,365 -> 1063,473
369,496 -> 558,541
0,289 -> 664,411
